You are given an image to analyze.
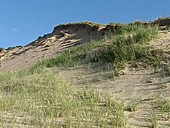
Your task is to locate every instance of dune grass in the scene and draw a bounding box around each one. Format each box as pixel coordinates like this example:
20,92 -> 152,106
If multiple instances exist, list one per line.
30,24 -> 161,75
156,99 -> 170,113
0,70 -> 126,127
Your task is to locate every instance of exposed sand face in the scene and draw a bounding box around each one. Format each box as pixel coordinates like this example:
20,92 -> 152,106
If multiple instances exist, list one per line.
0,23 -> 105,72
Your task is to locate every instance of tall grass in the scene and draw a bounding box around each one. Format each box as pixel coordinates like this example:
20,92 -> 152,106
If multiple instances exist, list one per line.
30,24 -> 160,74
0,70 -> 126,127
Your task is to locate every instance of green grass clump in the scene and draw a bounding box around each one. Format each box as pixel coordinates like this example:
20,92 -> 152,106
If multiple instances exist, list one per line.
90,26 -> 158,59
155,99 -> 170,124
149,112 -> 158,128
127,99 -> 141,112
156,99 -> 170,113
31,24 -> 160,75
0,70 -> 126,127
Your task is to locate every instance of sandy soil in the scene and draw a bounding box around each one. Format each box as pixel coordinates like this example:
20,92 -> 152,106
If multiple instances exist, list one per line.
56,31 -> 170,128
0,23 -> 169,127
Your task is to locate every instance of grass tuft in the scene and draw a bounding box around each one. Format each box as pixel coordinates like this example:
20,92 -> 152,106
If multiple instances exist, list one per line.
156,99 -> 170,113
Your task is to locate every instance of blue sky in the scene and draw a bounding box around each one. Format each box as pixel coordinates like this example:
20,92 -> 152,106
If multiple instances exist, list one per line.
0,0 -> 169,48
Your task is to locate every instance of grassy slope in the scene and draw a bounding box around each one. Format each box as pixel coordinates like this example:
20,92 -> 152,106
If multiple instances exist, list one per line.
0,24 -> 168,127
0,70 -> 125,127
31,24 -> 161,74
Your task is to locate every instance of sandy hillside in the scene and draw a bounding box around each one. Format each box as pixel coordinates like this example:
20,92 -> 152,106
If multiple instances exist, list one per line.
0,22 -> 106,72
56,31 -> 170,128
0,18 -> 169,72
0,18 -> 170,127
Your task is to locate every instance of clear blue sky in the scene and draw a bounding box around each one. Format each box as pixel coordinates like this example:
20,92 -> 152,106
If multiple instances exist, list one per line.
0,0 -> 169,48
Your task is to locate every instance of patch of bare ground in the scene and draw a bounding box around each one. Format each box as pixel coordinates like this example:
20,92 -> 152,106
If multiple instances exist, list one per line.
56,32 -> 170,128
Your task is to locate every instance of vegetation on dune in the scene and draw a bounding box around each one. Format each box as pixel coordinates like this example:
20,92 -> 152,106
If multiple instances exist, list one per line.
0,70 -> 126,127
0,23 -> 167,127
156,99 -> 170,113
31,24 -> 161,74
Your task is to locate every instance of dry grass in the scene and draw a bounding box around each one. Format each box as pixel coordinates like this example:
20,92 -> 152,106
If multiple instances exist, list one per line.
0,70 -> 126,127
